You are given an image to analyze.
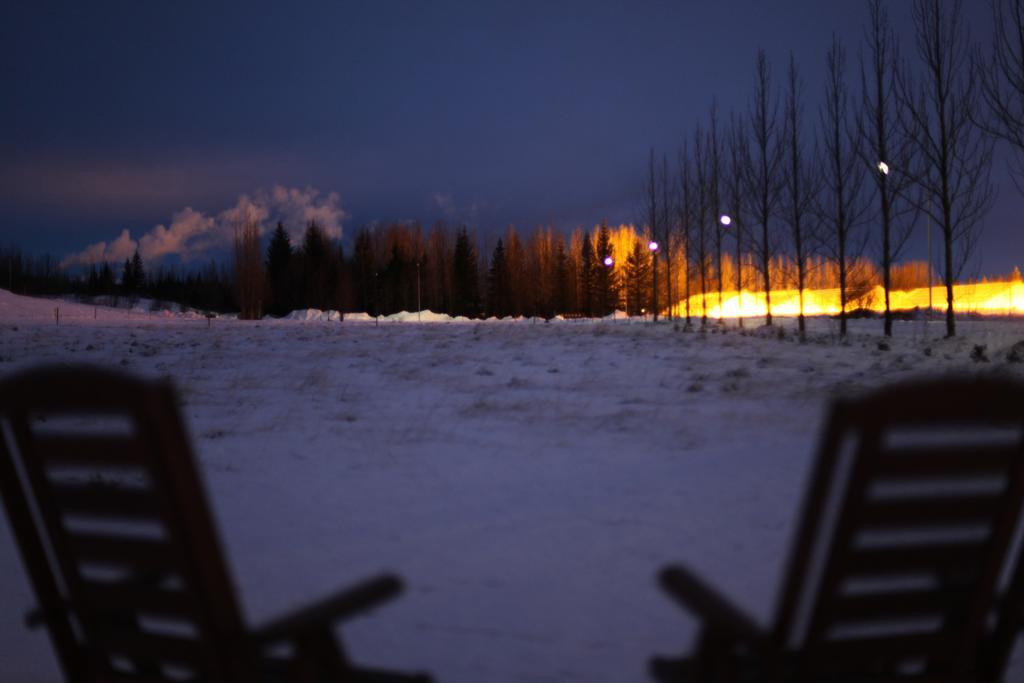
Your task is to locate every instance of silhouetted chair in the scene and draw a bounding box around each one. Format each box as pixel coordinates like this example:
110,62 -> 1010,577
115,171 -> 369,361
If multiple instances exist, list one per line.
651,377 -> 1024,682
0,365 -> 432,683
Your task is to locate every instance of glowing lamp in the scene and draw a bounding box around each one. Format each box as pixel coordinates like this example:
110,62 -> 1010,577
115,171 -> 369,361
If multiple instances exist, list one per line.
720,215 -> 732,227
878,161 -> 890,175
603,255 -> 614,267
648,240 -> 659,252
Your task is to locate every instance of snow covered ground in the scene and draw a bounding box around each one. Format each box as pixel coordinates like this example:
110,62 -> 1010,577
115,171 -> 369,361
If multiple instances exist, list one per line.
1,287 -> 1023,682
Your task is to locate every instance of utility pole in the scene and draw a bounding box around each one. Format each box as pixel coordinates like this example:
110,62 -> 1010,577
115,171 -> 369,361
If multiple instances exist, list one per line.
649,240 -> 659,321
927,196 -> 932,317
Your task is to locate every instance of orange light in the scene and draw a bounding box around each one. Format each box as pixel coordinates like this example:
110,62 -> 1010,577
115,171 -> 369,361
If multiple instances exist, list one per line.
669,281 -> 1024,319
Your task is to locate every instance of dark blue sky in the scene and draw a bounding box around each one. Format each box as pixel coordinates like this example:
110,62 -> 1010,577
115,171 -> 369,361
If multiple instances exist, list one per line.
2,1 -> 1019,274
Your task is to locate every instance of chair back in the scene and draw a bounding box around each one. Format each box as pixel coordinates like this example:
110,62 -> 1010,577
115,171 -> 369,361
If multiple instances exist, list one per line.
0,366 -> 249,682
773,377 -> 1024,681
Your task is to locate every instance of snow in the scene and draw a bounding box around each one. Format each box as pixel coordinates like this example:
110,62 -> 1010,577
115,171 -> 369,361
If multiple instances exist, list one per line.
284,308 -> 344,321
1,287 -> 1023,681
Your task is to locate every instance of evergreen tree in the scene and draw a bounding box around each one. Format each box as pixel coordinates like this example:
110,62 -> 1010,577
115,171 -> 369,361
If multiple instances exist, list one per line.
452,227 -> 480,318
87,265 -> 99,294
579,232 -> 595,316
122,258 -> 133,293
98,263 -> 114,294
300,221 -> 330,309
131,250 -> 145,292
504,228 -> 526,316
553,237 -> 569,316
121,250 -> 145,294
593,222 -> 619,316
352,229 -> 376,315
332,244 -> 350,314
265,222 -> 293,316
624,239 -> 652,316
383,243 -> 408,314
487,238 -> 511,318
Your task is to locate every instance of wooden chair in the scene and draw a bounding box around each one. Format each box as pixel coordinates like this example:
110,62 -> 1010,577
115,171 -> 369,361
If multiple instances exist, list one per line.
651,377 -> 1024,682
0,365 -> 433,683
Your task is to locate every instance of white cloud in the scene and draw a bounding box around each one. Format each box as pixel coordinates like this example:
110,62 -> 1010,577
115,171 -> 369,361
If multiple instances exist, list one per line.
60,229 -> 138,268
61,185 -> 347,268
270,186 -> 345,242
137,207 -> 217,262
431,192 -> 480,225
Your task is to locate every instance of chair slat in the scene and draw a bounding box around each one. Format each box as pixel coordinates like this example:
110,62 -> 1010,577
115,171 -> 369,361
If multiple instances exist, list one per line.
810,633 -> 950,663
876,447 -> 1014,479
95,673 -> 182,683
846,543 -> 987,575
34,436 -> 150,467
829,589 -> 968,622
97,627 -> 207,667
51,484 -> 160,519
67,534 -> 178,571
80,580 -> 197,619
858,496 -> 1002,528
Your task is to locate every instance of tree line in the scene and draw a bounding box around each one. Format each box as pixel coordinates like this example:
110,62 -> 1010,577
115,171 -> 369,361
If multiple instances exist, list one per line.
3,215 -> 1004,323
239,217 -> 958,321
0,245 -> 235,312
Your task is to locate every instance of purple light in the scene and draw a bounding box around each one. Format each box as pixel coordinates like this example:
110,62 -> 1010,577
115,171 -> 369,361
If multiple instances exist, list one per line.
648,240 -> 659,252
603,255 -> 614,267
720,215 -> 732,227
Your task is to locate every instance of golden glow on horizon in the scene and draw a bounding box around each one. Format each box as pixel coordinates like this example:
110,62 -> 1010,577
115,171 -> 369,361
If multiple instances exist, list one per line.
669,280 -> 1024,319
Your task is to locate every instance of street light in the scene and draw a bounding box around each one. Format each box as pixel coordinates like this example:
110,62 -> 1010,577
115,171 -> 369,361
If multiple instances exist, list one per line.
601,255 -> 614,319
877,161 -> 890,175
648,240 -> 659,322
720,214 -> 740,328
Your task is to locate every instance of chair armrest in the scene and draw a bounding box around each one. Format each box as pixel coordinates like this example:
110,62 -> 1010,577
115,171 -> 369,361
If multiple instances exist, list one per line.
251,574 -> 403,645
658,565 -> 764,640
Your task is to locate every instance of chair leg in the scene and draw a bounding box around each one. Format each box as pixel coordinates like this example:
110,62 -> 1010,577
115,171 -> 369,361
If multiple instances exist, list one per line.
293,626 -> 351,682
346,668 -> 433,683
696,630 -> 744,683
649,655 -> 692,682
289,628 -> 433,683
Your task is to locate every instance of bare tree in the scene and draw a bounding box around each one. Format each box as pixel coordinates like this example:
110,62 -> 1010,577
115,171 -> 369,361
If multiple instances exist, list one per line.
980,0 -> 1024,191
693,125 -> 711,326
677,143 -> 695,328
709,102 -> 726,323
902,0 -> 994,337
743,49 -> 785,326
819,34 -> 869,337
725,112 -> 750,328
233,212 -> 263,320
642,147 -> 661,321
860,0 -> 919,337
782,52 -> 821,339
660,154 -> 674,320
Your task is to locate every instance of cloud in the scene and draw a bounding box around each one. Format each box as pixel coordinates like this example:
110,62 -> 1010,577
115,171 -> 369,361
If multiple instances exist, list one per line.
432,192 -> 455,217
61,185 -> 346,268
431,192 -> 480,225
60,229 -> 138,268
137,207 -> 218,262
270,186 -> 344,241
